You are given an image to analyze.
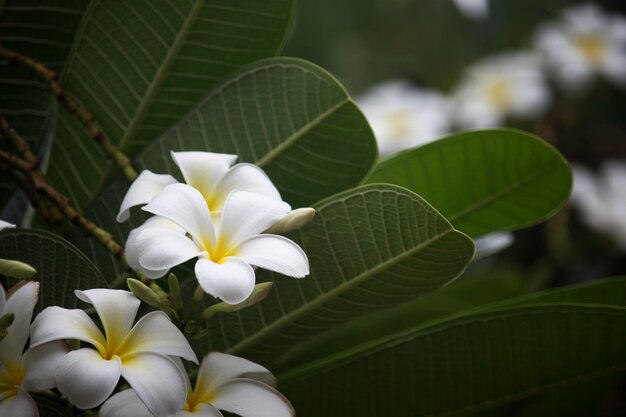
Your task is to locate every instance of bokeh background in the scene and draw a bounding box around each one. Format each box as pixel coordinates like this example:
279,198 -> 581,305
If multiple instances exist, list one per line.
285,1 -> 626,416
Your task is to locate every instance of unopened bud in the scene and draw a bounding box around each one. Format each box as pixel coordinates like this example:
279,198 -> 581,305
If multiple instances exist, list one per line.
0,258 -> 37,279
264,208 -> 315,234
203,282 -> 273,319
127,278 -> 163,308
0,313 -> 15,341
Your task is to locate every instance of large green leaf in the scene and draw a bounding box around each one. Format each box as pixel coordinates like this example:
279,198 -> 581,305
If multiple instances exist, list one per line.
0,0 -> 87,208
367,129 -> 572,237
197,184 -> 474,365
67,57 -> 378,282
46,0 -> 295,208
278,276 -> 626,371
280,304 -> 626,417
0,228 -> 107,309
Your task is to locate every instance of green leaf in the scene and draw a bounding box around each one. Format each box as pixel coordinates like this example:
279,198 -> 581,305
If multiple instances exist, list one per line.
198,184 -> 474,365
0,0 -> 88,208
46,0 -> 295,208
0,228 -> 107,309
33,394 -> 74,417
278,276 -> 626,371
280,304 -> 626,417
367,129 -> 572,237
66,57 -> 378,282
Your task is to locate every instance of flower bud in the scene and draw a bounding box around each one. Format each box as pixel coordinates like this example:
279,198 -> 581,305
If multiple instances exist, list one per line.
203,282 -> 273,319
264,207 -> 315,234
0,258 -> 37,279
0,313 -> 15,341
127,278 -> 163,308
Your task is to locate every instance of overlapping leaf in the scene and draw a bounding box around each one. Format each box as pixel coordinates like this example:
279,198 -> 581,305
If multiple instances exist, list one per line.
0,228 -> 107,310
0,0 -> 87,208
196,184 -> 474,365
280,304 -> 626,417
70,57 -> 378,282
46,0 -> 295,208
367,129 -> 572,237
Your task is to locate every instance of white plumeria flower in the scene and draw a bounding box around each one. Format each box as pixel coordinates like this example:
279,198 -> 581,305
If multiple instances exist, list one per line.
135,184 -> 309,304
453,0 -> 488,20
570,161 -> 626,251
357,80 -> 452,156
474,232 -> 514,260
534,3 -> 626,92
0,282 -> 69,417
452,51 -> 551,128
0,220 -> 15,230
117,151 -> 280,223
100,352 -> 294,417
29,289 -> 198,417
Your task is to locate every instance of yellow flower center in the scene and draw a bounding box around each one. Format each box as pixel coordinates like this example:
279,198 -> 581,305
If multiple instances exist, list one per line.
184,385 -> 216,413
486,80 -> 511,110
576,34 -> 606,64
386,110 -> 411,139
0,361 -> 25,397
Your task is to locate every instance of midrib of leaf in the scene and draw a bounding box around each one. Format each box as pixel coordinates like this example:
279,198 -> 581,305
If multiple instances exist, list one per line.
226,227 -> 457,356
254,98 -> 351,167
448,164 -> 561,226
118,0 -> 204,151
278,304 -> 626,385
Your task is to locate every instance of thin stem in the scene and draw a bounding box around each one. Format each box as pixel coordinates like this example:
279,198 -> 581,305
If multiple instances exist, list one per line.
0,45 -> 137,181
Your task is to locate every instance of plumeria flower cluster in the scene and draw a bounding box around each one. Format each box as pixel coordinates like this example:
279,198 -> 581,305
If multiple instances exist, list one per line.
535,3 -> 626,92
570,161 -> 626,251
118,151 -> 311,305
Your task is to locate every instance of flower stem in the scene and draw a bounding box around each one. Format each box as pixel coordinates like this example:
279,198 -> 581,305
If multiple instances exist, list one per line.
0,45 -> 137,181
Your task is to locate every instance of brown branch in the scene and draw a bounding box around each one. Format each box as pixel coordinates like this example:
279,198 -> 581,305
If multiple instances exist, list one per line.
0,45 -> 137,181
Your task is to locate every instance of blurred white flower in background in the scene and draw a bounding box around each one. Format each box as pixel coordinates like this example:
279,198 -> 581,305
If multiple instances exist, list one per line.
452,0 -> 489,20
570,161 -> 626,251
474,232 -> 514,260
0,220 -> 15,230
452,52 -> 551,129
101,352 -> 294,417
534,3 -> 626,92
357,80 -> 452,156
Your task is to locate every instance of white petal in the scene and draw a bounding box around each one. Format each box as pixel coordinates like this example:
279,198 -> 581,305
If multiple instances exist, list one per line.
55,348 -> 122,409
181,404 -> 224,417
0,220 -> 15,230
75,289 -> 140,349
22,341 -> 70,392
453,0 -> 488,20
195,258 -> 255,305
474,232 -> 514,260
30,307 -> 105,352
120,352 -> 187,417
237,235 -> 309,278
136,227 -> 205,272
171,151 -> 237,199
0,281 -> 39,364
100,389 -> 153,417
117,170 -> 178,222
125,217 -> 186,279
219,191 -> 291,248
0,388 -> 39,417
196,352 -> 276,393
143,183 -> 216,250
121,311 -> 197,363
212,379 -> 295,417
209,163 -> 281,212
0,285 -> 6,315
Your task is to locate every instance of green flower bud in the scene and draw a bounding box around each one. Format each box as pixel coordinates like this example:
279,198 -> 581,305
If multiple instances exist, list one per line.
264,208 -> 315,234
0,258 -> 37,279
203,282 -> 273,319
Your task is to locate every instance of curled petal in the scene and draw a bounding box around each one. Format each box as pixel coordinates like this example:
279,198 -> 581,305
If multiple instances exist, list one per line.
30,307 -> 105,352
197,352 -> 276,392
0,285 -> 5,315
212,379 -> 295,417
0,388 -> 39,417
120,352 -> 187,417
0,281 -> 39,364
55,348 -> 122,409
22,341 -> 70,392
121,311 -> 197,363
100,389 -> 153,417
219,191 -> 291,247
136,227 -> 205,272
195,258 -> 255,305
237,235 -> 309,278
117,170 -> 178,222
143,183 -> 216,250
75,289 -> 140,349
210,163 -> 281,211
171,151 -> 237,199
